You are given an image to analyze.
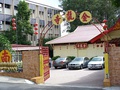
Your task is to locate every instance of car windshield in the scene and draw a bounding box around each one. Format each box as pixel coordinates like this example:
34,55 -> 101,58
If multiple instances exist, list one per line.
91,57 -> 102,61
73,57 -> 83,61
56,58 -> 65,61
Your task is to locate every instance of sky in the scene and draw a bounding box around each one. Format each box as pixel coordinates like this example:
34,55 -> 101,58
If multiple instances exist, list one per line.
31,0 -> 61,9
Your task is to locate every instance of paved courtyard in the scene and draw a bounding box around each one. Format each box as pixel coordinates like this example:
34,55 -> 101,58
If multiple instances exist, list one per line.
45,67 -> 104,88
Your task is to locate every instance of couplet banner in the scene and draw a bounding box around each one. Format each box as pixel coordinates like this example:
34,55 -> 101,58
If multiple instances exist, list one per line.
39,46 -> 50,81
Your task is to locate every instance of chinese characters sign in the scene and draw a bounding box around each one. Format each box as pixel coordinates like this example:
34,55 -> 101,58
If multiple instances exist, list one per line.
52,10 -> 92,25
80,11 -> 92,23
52,14 -> 63,25
0,50 -> 11,62
65,10 -> 76,22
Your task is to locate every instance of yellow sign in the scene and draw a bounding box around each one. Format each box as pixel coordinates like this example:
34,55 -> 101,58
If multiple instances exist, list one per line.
79,11 -> 92,23
65,10 -> 76,22
0,50 -> 12,62
52,14 -> 63,25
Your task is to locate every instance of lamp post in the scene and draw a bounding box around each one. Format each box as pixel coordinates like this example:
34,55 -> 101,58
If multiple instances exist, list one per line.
102,19 -> 111,87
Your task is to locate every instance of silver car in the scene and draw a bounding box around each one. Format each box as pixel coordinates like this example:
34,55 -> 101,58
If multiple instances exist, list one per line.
88,56 -> 104,70
53,57 -> 71,69
68,57 -> 90,70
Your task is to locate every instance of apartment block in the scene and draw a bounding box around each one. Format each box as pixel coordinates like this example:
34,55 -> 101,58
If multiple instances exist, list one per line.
0,0 -> 61,46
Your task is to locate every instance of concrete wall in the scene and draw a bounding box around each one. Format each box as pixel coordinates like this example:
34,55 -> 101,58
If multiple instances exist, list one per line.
0,50 -> 40,80
108,47 -> 120,86
54,43 -> 104,59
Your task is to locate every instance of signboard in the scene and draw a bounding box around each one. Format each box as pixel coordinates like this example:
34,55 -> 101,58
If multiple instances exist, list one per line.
65,10 -> 76,22
79,11 -> 92,23
52,14 -> 63,25
40,46 -> 50,81
0,50 -> 12,62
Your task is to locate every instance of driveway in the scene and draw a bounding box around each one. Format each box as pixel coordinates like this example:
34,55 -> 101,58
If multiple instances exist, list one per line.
45,67 -> 104,88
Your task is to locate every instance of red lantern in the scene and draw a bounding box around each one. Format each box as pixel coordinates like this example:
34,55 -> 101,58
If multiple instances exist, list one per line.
34,27 -> 38,30
34,23 -> 38,27
12,18 -> 16,22
34,32 -> 38,35
12,23 -> 16,27
13,27 -> 16,30
103,19 -> 107,23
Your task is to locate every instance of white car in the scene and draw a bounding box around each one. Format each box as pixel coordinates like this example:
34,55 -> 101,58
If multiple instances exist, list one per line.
88,56 -> 104,70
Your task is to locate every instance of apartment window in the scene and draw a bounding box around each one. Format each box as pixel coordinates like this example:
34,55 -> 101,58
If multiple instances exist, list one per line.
54,25 -> 59,28
39,11 -> 44,15
39,20 -> 45,27
54,10 -> 58,14
33,10 -> 35,14
48,21 -> 52,27
14,6 -> 18,10
5,4 -> 10,9
5,21 -> 10,24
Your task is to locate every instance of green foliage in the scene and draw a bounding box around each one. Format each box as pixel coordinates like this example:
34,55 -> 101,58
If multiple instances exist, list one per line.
110,0 -> 120,7
4,1 -> 33,45
67,56 -> 75,60
60,0 -> 120,32
52,56 -> 60,61
0,34 -> 12,52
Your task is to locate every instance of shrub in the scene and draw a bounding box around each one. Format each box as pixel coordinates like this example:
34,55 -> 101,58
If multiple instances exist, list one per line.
52,56 -> 60,61
67,56 -> 75,60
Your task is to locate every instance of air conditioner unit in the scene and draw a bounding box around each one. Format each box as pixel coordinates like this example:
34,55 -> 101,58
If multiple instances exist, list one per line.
0,4 -> 2,8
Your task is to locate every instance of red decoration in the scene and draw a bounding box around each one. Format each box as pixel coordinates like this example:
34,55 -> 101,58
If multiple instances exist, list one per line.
12,18 -> 17,30
76,43 -> 88,48
34,23 -> 38,27
34,32 -> 38,35
103,24 -> 108,30
34,27 -> 38,30
34,23 -> 38,31
12,23 -> 16,27
104,30 -> 109,34
13,27 -> 16,30
103,19 -> 107,23
12,18 -> 16,22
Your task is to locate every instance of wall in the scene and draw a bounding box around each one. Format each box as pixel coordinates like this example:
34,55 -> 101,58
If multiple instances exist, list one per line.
0,50 -> 40,80
108,47 -> 120,86
54,43 -> 104,59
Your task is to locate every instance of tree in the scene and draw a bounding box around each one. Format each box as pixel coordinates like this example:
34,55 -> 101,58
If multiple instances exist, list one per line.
4,0 -> 33,45
0,34 -> 12,52
59,0 -> 120,32
110,0 -> 120,7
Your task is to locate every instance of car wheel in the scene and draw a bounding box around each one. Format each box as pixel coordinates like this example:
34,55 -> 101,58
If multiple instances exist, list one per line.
80,64 -> 83,69
55,66 -> 57,69
66,65 -> 68,68
88,68 -> 91,70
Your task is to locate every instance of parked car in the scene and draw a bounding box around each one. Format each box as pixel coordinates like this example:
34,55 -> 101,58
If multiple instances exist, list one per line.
87,56 -> 104,70
68,57 -> 90,70
53,57 -> 72,69
49,58 -> 52,68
